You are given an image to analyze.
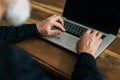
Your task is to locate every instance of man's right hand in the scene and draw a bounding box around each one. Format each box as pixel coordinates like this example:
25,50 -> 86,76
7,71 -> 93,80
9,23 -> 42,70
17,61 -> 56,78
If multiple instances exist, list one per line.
76,29 -> 102,56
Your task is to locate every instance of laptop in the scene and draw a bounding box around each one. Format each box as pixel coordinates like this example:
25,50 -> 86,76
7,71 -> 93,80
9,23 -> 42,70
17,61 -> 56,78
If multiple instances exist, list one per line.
40,0 -> 119,58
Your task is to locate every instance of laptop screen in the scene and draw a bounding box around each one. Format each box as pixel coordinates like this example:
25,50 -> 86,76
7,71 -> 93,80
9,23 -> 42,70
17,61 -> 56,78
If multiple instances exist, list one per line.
63,0 -> 120,35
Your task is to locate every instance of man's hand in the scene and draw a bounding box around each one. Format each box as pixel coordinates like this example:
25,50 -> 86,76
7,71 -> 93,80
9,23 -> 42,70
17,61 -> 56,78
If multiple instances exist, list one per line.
76,29 -> 102,56
36,15 -> 65,37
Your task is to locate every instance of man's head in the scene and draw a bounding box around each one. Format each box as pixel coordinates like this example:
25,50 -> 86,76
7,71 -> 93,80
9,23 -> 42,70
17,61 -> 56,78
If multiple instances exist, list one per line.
0,0 -> 30,26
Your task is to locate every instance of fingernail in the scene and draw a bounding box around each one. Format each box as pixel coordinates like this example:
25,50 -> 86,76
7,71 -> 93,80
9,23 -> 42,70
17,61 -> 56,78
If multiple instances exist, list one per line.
63,28 -> 66,31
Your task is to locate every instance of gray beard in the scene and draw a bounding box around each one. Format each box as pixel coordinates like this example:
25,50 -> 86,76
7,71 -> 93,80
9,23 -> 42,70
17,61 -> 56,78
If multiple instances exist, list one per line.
4,0 -> 30,26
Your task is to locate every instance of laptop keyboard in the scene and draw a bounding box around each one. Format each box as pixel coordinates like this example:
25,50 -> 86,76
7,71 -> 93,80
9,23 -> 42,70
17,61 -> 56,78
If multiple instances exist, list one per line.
52,20 -> 106,39
64,20 -> 87,37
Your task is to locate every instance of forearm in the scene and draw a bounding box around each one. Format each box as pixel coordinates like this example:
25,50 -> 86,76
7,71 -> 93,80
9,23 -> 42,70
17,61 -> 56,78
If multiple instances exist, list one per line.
71,53 -> 103,80
0,24 -> 38,44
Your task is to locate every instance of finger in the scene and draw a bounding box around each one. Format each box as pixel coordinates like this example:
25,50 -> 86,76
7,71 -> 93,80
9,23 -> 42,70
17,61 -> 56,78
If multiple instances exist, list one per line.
98,38 -> 102,45
92,30 -> 98,35
57,16 -> 64,26
54,16 -> 64,26
84,29 -> 92,35
53,22 -> 66,32
96,32 -> 102,38
50,30 -> 62,36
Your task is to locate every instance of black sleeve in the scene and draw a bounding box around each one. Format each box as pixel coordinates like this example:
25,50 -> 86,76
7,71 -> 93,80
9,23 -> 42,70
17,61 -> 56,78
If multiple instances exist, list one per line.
0,24 -> 38,44
0,45 -> 51,80
71,53 -> 103,80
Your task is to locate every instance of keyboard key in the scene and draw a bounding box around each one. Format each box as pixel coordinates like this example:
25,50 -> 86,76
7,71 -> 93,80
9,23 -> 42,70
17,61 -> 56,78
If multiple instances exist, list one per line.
64,20 -> 87,37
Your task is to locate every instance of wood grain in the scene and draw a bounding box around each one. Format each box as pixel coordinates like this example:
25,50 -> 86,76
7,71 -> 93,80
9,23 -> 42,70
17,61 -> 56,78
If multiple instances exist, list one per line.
1,0 -> 120,79
24,0 -> 120,79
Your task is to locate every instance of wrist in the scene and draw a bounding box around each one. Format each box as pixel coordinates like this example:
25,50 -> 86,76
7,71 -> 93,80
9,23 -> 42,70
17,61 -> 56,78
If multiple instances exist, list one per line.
78,50 -> 95,56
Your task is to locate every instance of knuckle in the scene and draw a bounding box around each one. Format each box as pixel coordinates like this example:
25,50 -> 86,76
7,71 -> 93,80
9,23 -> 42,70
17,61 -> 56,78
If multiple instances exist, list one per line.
47,18 -> 53,23
99,32 -> 102,35
87,29 -> 91,31
49,18 -> 54,23
57,16 -> 61,18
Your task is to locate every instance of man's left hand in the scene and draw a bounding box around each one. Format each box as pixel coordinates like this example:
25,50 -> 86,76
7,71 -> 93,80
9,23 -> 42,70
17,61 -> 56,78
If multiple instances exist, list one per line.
36,15 -> 66,37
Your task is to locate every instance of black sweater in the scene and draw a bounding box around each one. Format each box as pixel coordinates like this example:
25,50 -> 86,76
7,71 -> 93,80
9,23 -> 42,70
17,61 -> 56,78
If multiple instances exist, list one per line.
0,24 -> 103,80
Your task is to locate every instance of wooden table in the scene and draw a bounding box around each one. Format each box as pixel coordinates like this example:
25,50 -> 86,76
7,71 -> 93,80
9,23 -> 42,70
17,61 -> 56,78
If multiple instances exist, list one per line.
16,37 -> 120,80
8,0 -> 120,80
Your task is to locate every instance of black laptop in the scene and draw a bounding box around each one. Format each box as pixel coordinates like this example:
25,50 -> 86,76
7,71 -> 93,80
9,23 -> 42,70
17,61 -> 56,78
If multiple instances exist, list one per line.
42,0 -> 119,58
